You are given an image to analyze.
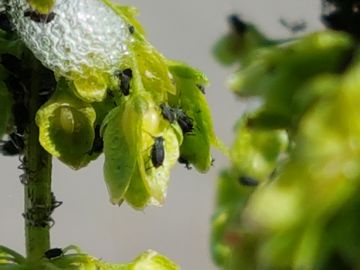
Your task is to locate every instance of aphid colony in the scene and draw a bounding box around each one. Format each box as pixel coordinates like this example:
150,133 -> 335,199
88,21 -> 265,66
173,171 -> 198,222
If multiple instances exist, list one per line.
107,63 -> 201,170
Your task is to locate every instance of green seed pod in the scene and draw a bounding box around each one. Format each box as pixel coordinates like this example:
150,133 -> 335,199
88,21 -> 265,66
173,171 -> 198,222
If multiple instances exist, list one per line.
124,167 -> 151,209
137,98 -> 181,205
36,78 -> 96,169
168,61 -> 219,172
102,104 -> 140,205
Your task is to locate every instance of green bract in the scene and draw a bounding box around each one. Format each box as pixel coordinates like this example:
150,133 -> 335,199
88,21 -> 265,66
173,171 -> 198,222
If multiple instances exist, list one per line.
36,79 -> 96,169
213,17 -> 360,269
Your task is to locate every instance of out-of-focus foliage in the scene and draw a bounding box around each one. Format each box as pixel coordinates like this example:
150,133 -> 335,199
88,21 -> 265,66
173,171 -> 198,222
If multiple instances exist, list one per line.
212,15 -> 360,269
0,246 -> 180,270
0,0 -> 217,209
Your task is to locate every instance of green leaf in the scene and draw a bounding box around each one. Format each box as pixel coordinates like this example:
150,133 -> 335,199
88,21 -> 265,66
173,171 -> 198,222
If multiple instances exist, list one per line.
132,41 -> 176,101
36,79 -> 96,169
124,166 -> 151,209
169,64 -> 216,172
167,60 -> 208,85
102,104 -> 140,205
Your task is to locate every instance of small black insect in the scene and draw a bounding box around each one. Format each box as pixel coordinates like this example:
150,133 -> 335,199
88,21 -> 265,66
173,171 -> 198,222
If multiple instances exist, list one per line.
89,125 -> 103,155
50,192 -> 63,212
238,176 -> 259,187
128,24 -> 135,34
321,0 -> 360,39
228,14 -> 247,35
44,248 -> 63,259
0,133 -> 25,156
1,139 -> 20,156
24,9 -> 56,24
178,156 -> 192,170
0,12 -> 12,32
160,103 -> 177,123
196,84 -> 205,94
176,110 -> 194,134
115,68 -> 133,96
150,136 -> 165,168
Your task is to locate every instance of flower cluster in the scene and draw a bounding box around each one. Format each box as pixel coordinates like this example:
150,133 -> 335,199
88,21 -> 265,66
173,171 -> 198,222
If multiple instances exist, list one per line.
0,0 -> 217,209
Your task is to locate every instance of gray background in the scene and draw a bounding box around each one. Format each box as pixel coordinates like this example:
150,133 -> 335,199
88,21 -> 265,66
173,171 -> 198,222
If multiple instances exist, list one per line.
0,1 -> 321,269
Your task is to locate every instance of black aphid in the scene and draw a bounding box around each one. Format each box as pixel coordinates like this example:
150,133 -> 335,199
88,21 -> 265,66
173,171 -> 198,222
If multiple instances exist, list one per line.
176,110 -> 194,134
239,176 -> 259,187
228,14 -> 247,35
321,0 -> 360,39
115,68 -> 133,96
1,139 -> 20,156
178,156 -> 192,170
50,192 -> 63,212
196,84 -> 205,94
128,25 -> 135,34
44,248 -> 63,259
24,9 -> 56,24
160,103 -> 177,123
0,133 -> 25,156
89,125 -> 103,155
0,12 -> 12,32
150,136 -> 165,168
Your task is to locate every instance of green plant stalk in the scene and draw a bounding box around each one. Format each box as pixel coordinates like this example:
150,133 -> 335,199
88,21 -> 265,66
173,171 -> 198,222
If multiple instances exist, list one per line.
24,59 -> 52,260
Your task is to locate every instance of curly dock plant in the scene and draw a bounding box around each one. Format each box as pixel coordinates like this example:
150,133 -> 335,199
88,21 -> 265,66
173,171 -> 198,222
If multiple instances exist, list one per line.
212,1 -> 360,269
0,0 -> 218,268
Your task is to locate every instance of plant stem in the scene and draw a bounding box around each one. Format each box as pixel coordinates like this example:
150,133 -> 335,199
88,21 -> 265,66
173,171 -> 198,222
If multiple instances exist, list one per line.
24,59 -> 52,260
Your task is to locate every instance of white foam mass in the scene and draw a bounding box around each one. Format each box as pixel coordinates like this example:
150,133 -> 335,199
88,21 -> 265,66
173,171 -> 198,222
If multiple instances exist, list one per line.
7,0 -> 132,77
